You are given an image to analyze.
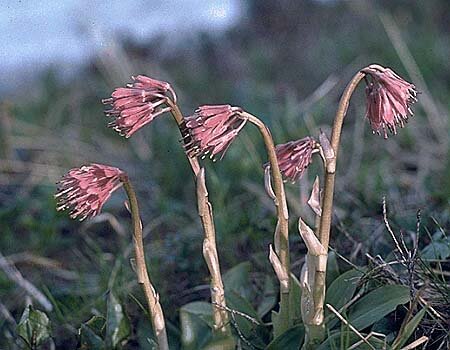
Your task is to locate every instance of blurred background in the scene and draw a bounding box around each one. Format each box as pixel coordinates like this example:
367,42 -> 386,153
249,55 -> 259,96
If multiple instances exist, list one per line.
0,0 -> 449,348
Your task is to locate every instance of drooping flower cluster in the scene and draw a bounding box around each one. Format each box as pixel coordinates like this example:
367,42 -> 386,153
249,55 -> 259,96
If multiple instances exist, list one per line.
362,64 -> 418,138
55,164 -> 124,221
102,75 -> 176,138
271,137 -> 318,183
181,105 -> 246,160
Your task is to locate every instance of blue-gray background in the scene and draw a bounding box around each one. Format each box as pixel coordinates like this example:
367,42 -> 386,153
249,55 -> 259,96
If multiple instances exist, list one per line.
0,0 -> 241,93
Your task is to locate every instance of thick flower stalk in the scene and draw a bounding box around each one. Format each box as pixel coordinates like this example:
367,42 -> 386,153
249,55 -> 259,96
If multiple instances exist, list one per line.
320,64 -> 418,252
237,111 -> 290,329
102,75 -> 176,138
183,105 -> 292,335
103,80 -> 231,336
267,136 -> 325,345
168,102 -> 232,336
121,176 -> 169,350
305,64 -> 418,347
362,64 -> 418,138
55,164 -> 169,350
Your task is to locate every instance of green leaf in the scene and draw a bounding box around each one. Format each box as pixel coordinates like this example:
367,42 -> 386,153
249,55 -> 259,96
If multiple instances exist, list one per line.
224,262 -> 273,345
181,301 -> 214,328
326,251 -> 340,286
225,292 -> 269,349
85,316 -> 106,337
289,274 -> 302,325
180,302 -> 213,350
421,233 -> 450,260
105,292 -> 131,348
272,274 -> 303,338
257,275 -> 277,318
78,316 -> 106,350
326,269 -> 364,311
203,336 -> 236,350
136,317 -> 159,350
266,324 -> 304,350
271,310 -> 281,337
17,305 -> 52,349
348,285 -> 410,330
223,261 -> 252,299
79,324 -> 104,350
317,330 -> 388,350
179,302 -> 235,350
371,316 -> 396,342
226,291 -> 260,321
226,291 -> 267,348
392,308 -> 426,349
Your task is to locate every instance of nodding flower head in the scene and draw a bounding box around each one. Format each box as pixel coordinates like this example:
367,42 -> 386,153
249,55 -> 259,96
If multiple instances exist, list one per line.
55,164 -> 124,221
269,137 -> 318,183
102,75 -> 176,138
362,64 -> 418,138
181,105 -> 246,160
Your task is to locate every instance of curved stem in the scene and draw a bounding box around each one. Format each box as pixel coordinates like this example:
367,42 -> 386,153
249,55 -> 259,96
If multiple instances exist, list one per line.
302,71 -> 365,349
121,175 -> 169,350
239,111 -> 290,335
318,71 -> 365,252
166,100 -> 200,175
240,112 -> 290,271
165,99 -> 231,336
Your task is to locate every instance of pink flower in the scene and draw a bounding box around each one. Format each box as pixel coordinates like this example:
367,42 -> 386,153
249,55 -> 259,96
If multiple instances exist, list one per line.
182,105 -> 246,160
362,64 -> 418,138
102,75 -> 176,138
271,137 -> 317,182
55,164 -> 124,221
